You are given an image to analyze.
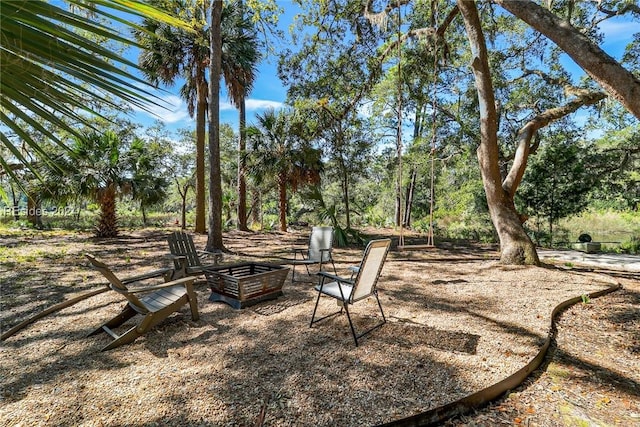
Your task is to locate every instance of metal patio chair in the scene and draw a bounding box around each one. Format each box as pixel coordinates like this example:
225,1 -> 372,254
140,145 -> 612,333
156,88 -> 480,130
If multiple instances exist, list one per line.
309,238 -> 391,346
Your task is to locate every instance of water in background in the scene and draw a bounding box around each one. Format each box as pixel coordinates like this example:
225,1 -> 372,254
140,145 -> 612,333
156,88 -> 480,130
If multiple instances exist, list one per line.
571,231 -> 636,251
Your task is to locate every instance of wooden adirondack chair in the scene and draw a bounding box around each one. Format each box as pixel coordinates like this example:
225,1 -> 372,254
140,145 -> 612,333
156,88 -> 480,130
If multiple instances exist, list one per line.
310,239 -> 391,346
167,231 -> 223,278
86,254 -> 199,351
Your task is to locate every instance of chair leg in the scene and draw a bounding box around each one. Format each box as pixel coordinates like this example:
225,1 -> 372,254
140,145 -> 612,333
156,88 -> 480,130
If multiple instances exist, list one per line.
310,285 -> 343,327
309,287 -> 323,327
184,284 -> 200,321
187,294 -> 199,321
375,291 -> 386,322
350,293 -> 387,347
100,325 -> 143,351
342,303 -> 360,347
88,305 -> 136,337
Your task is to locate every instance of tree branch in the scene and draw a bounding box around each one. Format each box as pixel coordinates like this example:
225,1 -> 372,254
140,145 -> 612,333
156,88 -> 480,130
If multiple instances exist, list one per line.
502,89 -> 606,196
495,0 -> 640,119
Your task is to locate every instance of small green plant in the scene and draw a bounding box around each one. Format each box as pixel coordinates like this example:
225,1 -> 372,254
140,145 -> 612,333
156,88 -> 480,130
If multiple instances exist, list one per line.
619,236 -> 640,254
581,293 -> 591,304
564,262 -> 574,268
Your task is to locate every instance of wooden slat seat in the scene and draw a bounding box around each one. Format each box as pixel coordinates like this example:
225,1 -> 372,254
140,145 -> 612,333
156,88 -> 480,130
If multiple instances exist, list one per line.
85,254 -> 199,351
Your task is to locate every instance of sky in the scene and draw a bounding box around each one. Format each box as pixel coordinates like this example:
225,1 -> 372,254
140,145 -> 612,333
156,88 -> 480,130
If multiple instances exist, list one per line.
129,1 -> 303,135
128,2 -> 638,137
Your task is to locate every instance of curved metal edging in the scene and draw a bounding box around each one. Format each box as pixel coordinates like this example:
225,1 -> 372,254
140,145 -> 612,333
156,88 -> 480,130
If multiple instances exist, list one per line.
377,283 -> 622,427
0,287 -> 109,341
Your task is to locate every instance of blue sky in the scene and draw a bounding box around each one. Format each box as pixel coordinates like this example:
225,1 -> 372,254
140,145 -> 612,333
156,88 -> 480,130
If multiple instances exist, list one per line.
130,2 -> 302,134
128,3 -> 638,136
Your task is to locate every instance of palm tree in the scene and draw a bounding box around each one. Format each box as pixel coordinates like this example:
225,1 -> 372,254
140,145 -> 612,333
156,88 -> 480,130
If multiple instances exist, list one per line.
207,0 -> 224,250
247,109 -> 323,232
0,0 -> 188,178
72,131 -> 127,237
135,0 -> 260,237
126,137 -> 170,225
220,1 -> 261,231
135,0 -> 209,234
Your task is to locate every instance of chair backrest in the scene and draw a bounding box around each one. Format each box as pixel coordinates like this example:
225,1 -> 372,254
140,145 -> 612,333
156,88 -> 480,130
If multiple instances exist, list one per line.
350,239 -> 391,302
168,231 -> 201,268
85,254 -> 148,313
307,226 -> 334,262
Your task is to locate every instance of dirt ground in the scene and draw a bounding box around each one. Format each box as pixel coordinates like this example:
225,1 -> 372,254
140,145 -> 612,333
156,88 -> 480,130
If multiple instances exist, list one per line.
0,227 -> 638,426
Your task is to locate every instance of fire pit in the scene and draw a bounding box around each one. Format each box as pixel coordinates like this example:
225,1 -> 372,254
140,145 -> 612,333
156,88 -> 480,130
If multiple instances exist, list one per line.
204,262 -> 290,309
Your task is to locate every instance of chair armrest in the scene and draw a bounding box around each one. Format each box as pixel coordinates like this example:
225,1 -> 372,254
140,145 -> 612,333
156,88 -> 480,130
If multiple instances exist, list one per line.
197,249 -> 221,257
127,276 -> 195,293
292,247 -> 307,261
318,248 -> 333,261
317,271 -> 353,285
121,268 -> 174,285
198,250 -> 223,264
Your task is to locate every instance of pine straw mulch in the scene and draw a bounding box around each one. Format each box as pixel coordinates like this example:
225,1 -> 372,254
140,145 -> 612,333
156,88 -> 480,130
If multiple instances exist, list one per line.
0,227 -> 638,427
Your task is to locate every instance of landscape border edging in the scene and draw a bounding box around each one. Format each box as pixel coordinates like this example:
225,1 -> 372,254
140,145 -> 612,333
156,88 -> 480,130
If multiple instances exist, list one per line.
376,282 -> 622,427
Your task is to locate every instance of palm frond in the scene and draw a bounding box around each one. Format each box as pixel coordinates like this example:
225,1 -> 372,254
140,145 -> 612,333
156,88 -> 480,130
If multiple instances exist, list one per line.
0,0 -> 190,176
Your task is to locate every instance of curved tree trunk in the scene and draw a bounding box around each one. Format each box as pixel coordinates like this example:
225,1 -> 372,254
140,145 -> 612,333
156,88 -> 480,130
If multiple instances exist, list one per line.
457,0 -> 539,265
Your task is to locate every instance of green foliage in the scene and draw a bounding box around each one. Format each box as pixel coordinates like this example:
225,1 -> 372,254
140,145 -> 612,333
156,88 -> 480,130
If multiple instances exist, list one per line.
516,133 -> 598,243
588,124 -> 640,211
1,0 -> 188,176
619,236 -> 640,254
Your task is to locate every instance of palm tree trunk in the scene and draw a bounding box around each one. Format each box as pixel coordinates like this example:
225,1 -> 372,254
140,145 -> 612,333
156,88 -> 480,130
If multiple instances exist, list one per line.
206,0 -> 225,251
237,98 -> 249,231
195,65 -> 207,234
278,173 -> 287,232
96,183 -> 118,238
251,187 -> 261,227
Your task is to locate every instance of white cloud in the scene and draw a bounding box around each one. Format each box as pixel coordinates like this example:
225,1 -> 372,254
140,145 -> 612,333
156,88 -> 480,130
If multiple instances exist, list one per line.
220,100 -> 235,111
245,99 -> 284,110
132,94 -> 191,124
220,98 -> 283,112
134,95 -> 284,125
